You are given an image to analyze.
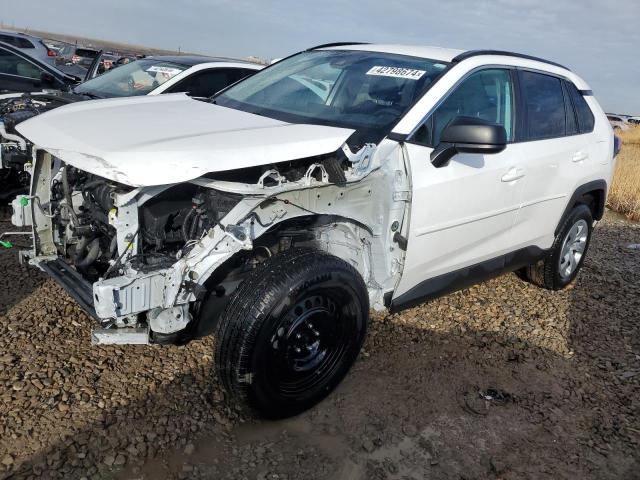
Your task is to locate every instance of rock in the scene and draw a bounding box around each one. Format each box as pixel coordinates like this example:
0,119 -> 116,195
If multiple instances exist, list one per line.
103,455 -> 115,467
1,454 -> 14,466
361,438 -> 375,453
402,424 -> 418,437
12,381 -> 25,392
184,443 -> 195,455
490,457 -> 508,475
114,454 -> 126,466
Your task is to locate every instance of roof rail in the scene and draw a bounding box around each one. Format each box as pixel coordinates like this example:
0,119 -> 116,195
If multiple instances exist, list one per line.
452,50 -> 569,71
306,42 -> 369,51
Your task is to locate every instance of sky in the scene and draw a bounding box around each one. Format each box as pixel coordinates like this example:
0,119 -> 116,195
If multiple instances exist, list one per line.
2,0 -> 639,114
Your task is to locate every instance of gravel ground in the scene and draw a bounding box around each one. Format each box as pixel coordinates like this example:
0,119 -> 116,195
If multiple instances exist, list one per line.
0,210 -> 639,480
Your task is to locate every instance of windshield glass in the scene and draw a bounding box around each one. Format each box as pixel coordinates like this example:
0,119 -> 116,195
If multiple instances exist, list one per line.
74,59 -> 187,98
215,50 -> 448,134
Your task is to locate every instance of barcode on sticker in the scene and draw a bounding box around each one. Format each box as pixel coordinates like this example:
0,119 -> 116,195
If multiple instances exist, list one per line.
366,66 -> 426,80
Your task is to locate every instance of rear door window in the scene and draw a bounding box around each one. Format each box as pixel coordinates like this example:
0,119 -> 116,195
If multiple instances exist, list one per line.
520,70 -> 565,140
0,35 -> 34,49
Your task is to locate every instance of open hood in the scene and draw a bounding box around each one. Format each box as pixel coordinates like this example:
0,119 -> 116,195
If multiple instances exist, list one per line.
17,93 -> 354,187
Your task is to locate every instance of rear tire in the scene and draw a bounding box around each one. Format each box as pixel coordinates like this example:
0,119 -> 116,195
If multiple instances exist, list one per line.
519,204 -> 593,290
214,248 -> 368,418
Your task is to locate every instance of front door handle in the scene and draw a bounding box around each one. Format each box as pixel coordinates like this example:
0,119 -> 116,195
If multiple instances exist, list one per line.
501,167 -> 525,182
572,151 -> 589,162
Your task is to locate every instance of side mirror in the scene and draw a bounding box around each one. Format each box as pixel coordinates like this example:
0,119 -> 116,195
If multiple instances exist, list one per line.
430,116 -> 507,168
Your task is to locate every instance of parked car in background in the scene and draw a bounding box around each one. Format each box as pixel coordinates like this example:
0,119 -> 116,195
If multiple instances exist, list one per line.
99,53 -> 118,71
0,30 -> 57,65
606,114 -> 630,131
73,47 -> 102,69
7,43 -> 615,418
114,55 -> 138,67
54,45 -> 102,76
72,55 -> 261,98
56,45 -> 97,66
0,55 -> 261,196
0,41 -> 81,93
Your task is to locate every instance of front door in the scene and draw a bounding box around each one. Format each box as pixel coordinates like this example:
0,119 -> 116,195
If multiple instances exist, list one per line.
394,67 -> 525,303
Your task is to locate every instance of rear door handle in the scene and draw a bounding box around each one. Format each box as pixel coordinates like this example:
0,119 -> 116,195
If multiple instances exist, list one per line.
501,167 -> 525,182
572,151 -> 589,162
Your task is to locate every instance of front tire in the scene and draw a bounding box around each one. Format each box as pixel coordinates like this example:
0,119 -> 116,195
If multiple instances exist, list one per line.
519,204 -> 593,290
214,248 -> 368,418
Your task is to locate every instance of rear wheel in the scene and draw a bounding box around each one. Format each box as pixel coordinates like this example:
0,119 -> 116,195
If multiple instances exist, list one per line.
214,248 -> 368,418
519,204 -> 593,290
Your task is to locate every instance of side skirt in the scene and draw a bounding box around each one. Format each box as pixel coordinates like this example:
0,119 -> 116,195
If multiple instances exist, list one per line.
388,246 -> 548,313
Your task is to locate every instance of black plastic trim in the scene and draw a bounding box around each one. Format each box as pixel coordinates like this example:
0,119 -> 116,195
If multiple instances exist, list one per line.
452,50 -> 569,71
512,67 -> 526,143
387,132 -> 408,142
561,79 -> 580,136
306,42 -> 370,51
555,180 -> 607,235
40,259 -> 98,319
390,246 -> 548,313
383,291 -> 393,308
579,89 -> 593,96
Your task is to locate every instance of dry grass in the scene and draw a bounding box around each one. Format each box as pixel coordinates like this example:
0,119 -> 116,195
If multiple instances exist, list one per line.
608,126 -> 640,222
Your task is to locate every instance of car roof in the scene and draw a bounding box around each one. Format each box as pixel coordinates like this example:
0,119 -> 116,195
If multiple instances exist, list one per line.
147,55 -> 257,67
0,30 -> 42,41
318,43 -> 589,89
320,44 -> 465,62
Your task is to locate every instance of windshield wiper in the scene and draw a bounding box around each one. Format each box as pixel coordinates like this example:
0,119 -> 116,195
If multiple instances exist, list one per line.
71,87 -> 102,99
79,91 -> 103,100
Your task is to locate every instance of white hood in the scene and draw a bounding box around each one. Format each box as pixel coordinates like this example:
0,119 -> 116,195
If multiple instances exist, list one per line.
16,93 -> 354,187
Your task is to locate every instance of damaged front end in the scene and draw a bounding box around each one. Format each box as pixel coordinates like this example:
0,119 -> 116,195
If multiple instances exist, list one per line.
13,139 -> 410,345
0,94 -> 80,199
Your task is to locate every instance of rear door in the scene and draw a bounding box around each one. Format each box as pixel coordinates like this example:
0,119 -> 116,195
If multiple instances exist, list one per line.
508,70 -> 592,250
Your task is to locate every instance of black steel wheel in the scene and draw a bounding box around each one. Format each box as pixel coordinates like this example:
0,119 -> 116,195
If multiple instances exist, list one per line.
214,248 -> 368,418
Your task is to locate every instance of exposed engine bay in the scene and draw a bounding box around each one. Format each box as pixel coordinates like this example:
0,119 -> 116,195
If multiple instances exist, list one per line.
14,139 -> 410,345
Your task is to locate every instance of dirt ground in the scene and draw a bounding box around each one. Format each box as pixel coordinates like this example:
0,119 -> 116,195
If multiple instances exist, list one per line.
0,210 -> 638,480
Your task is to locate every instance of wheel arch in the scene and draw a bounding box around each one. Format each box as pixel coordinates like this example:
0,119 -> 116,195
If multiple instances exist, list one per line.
555,179 -> 607,235
190,213 -> 374,339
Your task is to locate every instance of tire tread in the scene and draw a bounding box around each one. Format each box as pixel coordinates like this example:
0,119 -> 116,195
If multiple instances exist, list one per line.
214,248 -> 367,415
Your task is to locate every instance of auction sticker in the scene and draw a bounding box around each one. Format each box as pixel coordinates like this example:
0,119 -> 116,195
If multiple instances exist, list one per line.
366,66 -> 426,80
146,66 -> 182,77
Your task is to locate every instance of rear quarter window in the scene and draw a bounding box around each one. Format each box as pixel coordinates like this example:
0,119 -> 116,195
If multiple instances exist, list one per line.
566,82 -> 595,133
14,37 -> 35,49
0,35 -> 35,49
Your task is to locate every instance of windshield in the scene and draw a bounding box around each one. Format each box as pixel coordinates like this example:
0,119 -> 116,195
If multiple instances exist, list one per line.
74,59 -> 187,98
215,50 -> 448,135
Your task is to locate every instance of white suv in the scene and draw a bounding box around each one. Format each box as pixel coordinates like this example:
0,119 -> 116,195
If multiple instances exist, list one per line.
9,43 -> 616,418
